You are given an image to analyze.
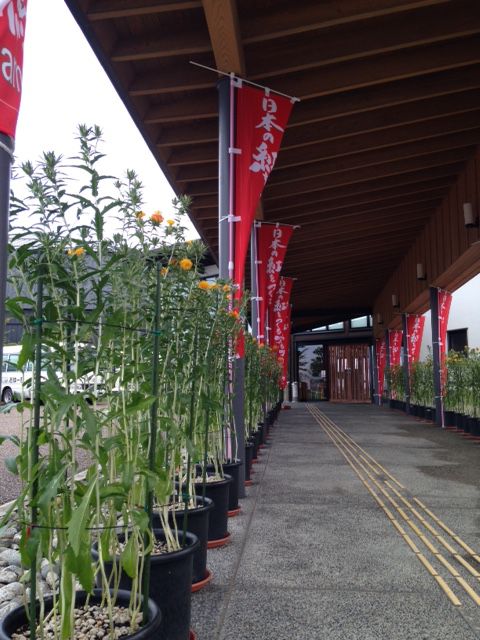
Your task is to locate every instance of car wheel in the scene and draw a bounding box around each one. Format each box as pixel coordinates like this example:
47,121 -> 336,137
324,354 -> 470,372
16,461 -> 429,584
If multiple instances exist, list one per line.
1,387 -> 14,403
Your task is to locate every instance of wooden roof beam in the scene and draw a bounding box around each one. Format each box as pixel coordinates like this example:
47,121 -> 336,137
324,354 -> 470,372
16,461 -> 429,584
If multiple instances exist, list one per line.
247,1 -> 480,79
111,31 -> 211,63
129,34 -> 480,97
87,1 -> 202,20
202,0 -> 245,74
241,0 -> 449,43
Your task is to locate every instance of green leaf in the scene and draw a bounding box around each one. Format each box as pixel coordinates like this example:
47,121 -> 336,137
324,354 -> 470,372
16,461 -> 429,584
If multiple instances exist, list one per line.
131,509 -> 149,532
67,477 -> 96,556
19,526 -> 40,566
65,543 -> 94,593
121,534 -> 138,579
18,332 -> 34,370
5,457 -> 18,475
36,466 -> 67,509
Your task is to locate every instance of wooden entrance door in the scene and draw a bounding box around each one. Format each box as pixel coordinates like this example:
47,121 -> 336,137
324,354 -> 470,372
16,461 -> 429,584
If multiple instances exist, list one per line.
328,344 -> 371,402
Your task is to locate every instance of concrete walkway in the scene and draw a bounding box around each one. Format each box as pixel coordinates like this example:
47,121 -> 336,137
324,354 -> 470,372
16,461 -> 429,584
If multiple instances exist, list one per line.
192,402 -> 480,640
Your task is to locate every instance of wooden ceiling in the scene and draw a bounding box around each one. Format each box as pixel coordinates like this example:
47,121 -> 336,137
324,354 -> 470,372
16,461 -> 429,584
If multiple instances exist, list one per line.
66,0 -> 480,331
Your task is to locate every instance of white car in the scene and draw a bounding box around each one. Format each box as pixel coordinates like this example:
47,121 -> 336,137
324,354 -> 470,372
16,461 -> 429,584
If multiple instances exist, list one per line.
1,345 -> 30,402
1,345 -> 107,403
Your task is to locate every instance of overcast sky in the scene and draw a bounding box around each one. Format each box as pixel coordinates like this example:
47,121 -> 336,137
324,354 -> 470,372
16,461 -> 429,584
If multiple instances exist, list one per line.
14,0 -> 199,237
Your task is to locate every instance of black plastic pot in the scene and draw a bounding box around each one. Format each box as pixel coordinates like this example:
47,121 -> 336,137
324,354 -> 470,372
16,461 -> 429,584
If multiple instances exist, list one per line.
96,530 -> 198,640
0,590 -> 161,640
245,442 -> 254,481
252,429 -> 261,452
455,412 -> 466,430
155,496 -> 213,587
417,405 -> 425,419
470,417 -> 480,436
424,407 -> 435,422
221,460 -> 241,510
194,473 -> 232,543
444,410 -> 456,427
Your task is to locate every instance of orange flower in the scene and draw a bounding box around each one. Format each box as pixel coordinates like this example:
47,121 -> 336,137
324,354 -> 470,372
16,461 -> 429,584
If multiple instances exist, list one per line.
151,211 -> 163,225
229,309 -> 239,319
166,219 -> 175,226
160,267 -> 169,276
259,343 -> 265,349
222,284 -> 231,293
67,247 -> 85,257
198,280 -> 210,290
135,211 -> 145,220
179,258 -> 193,271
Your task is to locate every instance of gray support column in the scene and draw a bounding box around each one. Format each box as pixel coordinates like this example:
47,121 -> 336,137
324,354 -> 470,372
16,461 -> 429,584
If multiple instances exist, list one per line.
0,133 -> 14,400
250,225 -> 259,339
385,329 -> 391,403
429,287 -> 444,427
218,77 -> 245,496
369,343 -> 376,404
371,341 -> 381,406
401,313 -> 411,413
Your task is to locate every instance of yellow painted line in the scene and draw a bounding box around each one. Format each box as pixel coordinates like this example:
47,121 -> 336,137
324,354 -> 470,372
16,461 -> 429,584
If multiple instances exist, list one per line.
391,519 -> 407,536
399,496 -> 414,510
417,553 -> 438,576
453,537 -> 477,557
453,554 -> 480,578
455,576 -> 480,606
419,535 -> 439,555
403,534 -> 421,554
397,508 -> 410,522
434,576 -> 462,606
306,405 -> 480,608
436,555 -> 461,577
382,507 -> 395,520
436,536 -> 458,555
406,521 -> 424,538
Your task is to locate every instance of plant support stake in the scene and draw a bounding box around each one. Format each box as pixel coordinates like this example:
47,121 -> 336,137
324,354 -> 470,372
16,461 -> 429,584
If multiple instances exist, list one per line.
29,270 -> 44,640
142,261 -> 162,623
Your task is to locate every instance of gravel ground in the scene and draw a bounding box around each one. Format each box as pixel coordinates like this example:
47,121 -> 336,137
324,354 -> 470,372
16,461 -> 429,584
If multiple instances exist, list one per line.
0,407 -> 23,505
0,405 -> 92,507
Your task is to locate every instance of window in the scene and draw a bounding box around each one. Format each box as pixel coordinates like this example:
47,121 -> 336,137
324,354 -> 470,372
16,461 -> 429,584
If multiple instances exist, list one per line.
448,328 -> 468,354
350,315 -> 369,329
327,322 -> 344,331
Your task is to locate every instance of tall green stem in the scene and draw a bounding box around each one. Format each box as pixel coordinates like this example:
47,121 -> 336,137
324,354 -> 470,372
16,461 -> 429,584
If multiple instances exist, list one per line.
29,268 -> 44,640
142,261 -> 162,623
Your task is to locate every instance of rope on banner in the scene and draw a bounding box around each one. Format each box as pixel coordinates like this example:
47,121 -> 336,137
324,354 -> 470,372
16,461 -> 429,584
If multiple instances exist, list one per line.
190,61 -> 301,103
254,220 -> 301,229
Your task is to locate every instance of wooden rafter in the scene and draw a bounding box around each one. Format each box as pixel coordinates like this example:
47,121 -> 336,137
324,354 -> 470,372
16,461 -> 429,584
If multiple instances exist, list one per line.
201,0 -> 245,74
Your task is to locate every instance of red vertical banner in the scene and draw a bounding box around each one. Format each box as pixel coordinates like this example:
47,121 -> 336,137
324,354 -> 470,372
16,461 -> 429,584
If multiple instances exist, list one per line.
233,84 -> 293,302
389,330 -> 403,367
270,276 -> 293,388
0,1 -> 28,138
406,314 -> 425,370
256,223 -> 294,343
438,289 -> 452,390
376,337 -> 387,398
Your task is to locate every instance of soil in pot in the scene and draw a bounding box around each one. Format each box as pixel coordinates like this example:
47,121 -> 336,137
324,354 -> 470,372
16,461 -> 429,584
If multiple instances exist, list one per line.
155,495 -> 213,588
0,590 -> 161,640
96,530 -> 198,640
194,473 -> 232,545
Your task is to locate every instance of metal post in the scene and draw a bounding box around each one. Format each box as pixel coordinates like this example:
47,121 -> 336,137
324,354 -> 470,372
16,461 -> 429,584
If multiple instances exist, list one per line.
401,313 -> 411,413
250,225 -> 259,339
369,343 -> 376,404
218,77 -> 245,496
385,329 -> 391,405
0,133 -> 14,399
429,287 -> 444,427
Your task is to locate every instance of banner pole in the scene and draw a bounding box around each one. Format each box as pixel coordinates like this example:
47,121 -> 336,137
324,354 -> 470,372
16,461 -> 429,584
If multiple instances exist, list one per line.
250,226 -> 259,339
429,287 -> 444,427
0,133 -> 14,401
385,329 -> 391,405
218,76 -> 245,496
401,313 -> 411,414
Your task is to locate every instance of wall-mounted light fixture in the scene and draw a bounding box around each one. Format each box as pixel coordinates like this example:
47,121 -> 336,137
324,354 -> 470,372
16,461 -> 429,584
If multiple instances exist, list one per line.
391,294 -> 399,309
416,263 -> 426,281
376,313 -> 384,325
463,202 -> 478,228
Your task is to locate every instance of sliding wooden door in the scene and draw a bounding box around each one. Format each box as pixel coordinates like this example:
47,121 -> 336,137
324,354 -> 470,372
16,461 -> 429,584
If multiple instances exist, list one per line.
328,344 -> 371,402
